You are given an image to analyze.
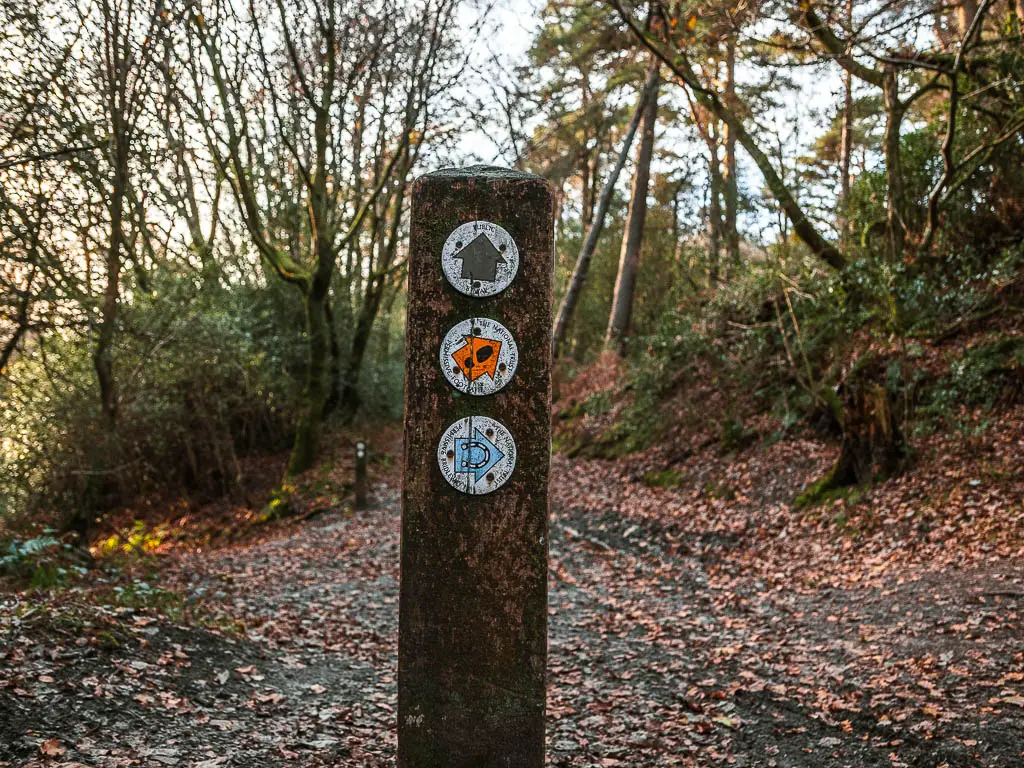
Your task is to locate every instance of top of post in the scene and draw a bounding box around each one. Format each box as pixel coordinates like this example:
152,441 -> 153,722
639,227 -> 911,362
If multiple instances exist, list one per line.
421,164 -> 545,182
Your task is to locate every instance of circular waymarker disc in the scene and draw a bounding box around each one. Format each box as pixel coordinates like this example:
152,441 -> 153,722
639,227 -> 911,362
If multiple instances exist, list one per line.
441,220 -> 519,297
439,317 -> 519,396
437,416 -> 516,495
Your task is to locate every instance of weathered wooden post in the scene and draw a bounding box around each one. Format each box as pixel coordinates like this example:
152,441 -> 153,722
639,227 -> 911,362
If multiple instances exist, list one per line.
354,440 -> 368,510
399,166 -> 554,766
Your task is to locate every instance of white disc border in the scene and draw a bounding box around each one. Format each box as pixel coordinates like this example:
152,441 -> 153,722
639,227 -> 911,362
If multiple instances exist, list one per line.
441,220 -> 520,298
436,415 -> 517,495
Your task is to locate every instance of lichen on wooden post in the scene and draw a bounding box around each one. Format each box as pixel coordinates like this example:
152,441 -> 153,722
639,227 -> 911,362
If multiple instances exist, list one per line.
399,166 -> 554,767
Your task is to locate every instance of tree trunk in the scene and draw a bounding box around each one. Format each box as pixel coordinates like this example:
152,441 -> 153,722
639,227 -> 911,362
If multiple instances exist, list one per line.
552,66 -> 658,356
1,266 -> 37,375
957,0 -> 979,35
835,381 -> 905,485
581,151 -> 598,233
796,361 -> 906,506
322,295 -> 342,419
580,148 -> 595,233
338,273 -> 388,424
380,272 -> 401,360
714,85 -> 845,270
838,0 -> 854,246
605,70 -> 660,351
580,75 -> 596,232
839,68 -> 854,245
883,66 -> 906,262
338,148 -> 412,420
708,141 -> 723,285
94,140 -> 127,428
287,280 -> 329,476
723,39 -> 740,273
586,150 -> 601,229
289,58 -> 335,476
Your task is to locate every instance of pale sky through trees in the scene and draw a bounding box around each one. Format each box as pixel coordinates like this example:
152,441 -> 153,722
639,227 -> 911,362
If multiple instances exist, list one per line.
16,0 -> 850,246
456,0 -> 853,245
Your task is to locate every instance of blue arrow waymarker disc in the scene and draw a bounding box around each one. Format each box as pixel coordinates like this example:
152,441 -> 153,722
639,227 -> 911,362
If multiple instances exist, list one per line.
453,428 -> 504,483
437,416 -> 517,495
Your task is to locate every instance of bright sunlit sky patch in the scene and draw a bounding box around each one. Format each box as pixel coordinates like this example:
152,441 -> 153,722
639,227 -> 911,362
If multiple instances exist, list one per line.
451,0 -> 547,164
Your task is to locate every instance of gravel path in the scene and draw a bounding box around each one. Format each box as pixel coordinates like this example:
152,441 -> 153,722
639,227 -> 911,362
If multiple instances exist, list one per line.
3,463 -> 1023,767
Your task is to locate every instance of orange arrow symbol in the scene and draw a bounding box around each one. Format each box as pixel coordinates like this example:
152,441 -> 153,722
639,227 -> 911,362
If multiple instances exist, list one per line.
451,335 -> 502,382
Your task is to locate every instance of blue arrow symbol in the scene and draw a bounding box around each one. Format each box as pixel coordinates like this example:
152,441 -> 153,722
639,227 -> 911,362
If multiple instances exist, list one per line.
453,428 -> 504,484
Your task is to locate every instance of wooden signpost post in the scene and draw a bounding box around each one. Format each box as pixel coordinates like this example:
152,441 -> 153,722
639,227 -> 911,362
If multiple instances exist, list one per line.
354,440 -> 367,510
399,167 -> 554,766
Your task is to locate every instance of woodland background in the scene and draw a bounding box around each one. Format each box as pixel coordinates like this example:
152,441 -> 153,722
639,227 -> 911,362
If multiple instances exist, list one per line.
1,0 -> 1022,536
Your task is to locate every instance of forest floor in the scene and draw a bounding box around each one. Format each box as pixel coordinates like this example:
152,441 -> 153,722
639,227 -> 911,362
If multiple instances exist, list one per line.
2,407 -> 1023,767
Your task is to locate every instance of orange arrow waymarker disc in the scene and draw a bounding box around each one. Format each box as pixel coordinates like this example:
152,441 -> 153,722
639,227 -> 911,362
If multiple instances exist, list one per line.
451,335 -> 502,382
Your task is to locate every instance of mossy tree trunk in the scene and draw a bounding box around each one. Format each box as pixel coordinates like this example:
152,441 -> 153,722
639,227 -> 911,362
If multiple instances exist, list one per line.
190,1 -> 440,483
833,380 -> 905,486
287,276 -> 330,476
799,362 -> 906,506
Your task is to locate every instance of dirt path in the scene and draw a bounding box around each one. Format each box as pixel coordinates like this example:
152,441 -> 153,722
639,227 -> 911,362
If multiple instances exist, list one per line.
3,448 -> 1023,767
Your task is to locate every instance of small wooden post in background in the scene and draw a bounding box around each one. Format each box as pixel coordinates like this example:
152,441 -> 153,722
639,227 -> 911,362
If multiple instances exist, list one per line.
354,440 -> 367,510
399,166 -> 554,766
